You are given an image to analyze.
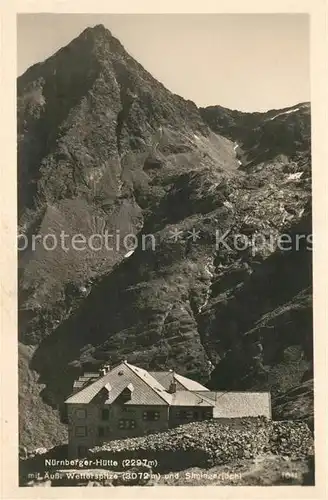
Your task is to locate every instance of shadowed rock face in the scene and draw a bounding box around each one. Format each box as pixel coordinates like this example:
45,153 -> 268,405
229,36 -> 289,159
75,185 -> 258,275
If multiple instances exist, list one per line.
18,24 -> 312,448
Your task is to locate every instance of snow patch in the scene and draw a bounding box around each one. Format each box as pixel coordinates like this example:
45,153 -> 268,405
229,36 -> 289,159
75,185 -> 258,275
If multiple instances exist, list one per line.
123,249 -> 135,259
194,134 -> 200,140
199,294 -> 210,313
268,108 -> 300,121
199,260 -> 215,313
286,172 -> 303,181
233,143 -> 239,151
204,263 -> 214,279
223,200 -> 234,210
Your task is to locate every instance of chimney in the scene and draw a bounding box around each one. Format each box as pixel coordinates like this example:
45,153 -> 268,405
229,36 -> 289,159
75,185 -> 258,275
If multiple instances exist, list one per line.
99,363 -> 111,376
168,381 -> 177,394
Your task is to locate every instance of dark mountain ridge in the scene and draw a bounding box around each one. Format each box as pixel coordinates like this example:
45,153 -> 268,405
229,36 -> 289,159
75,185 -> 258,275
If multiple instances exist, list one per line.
17,24 -> 312,448
200,101 -> 311,167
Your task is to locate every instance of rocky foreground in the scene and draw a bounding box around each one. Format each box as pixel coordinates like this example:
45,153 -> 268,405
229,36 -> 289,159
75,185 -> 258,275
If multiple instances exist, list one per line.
20,418 -> 314,486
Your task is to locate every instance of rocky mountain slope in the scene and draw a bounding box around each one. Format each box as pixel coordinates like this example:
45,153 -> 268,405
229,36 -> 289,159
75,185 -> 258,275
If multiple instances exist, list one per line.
17,24 -> 312,448
200,102 -> 311,167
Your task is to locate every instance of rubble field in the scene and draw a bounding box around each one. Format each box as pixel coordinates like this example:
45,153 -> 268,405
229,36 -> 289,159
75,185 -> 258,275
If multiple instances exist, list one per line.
90,417 -> 314,471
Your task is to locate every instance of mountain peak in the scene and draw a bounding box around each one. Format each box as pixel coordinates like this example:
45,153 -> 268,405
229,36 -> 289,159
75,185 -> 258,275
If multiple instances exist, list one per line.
73,23 -> 128,62
81,23 -> 112,39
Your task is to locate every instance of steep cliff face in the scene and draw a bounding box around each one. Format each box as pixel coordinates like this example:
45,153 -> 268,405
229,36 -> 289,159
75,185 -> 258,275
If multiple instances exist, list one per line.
18,25 -> 312,448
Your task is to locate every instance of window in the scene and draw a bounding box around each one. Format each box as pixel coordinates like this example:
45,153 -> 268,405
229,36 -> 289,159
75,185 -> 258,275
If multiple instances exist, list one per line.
118,419 -> 136,430
76,409 -> 86,419
143,410 -> 160,421
95,387 -> 110,403
122,407 -> 136,414
202,410 -> 212,419
98,426 -> 111,438
75,426 -> 87,437
101,409 -> 110,420
176,410 -> 194,420
119,388 -> 132,402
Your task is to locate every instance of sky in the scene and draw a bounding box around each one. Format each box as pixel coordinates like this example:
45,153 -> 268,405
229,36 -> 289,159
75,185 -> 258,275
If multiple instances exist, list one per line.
17,13 -> 310,112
